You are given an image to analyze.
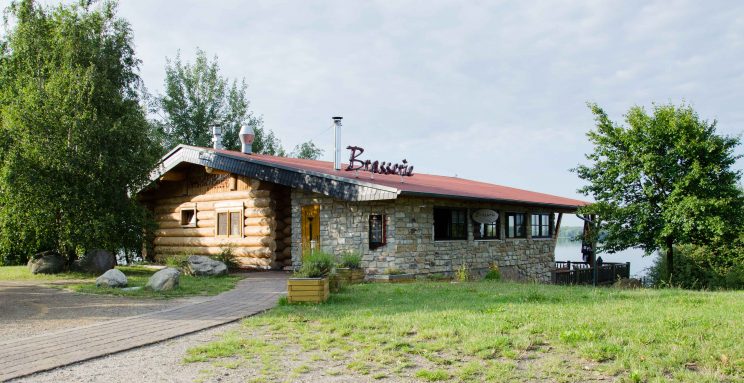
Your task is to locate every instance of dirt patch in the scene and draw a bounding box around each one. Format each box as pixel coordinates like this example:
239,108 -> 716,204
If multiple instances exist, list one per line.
0,281 -> 201,342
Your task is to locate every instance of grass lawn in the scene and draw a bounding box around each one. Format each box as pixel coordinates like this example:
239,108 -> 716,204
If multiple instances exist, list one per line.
185,281 -> 743,383
0,265 -> 242,299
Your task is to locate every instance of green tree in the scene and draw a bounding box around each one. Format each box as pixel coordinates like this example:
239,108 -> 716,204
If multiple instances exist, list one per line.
0,0 -> 160,265
156,49 -> 323,159
574,102 -> 743,282
291,140 -> 324,160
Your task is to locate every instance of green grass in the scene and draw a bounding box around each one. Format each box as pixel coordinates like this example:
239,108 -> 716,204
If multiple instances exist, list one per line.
186,281 -> 744,382
0,265 -> 241,299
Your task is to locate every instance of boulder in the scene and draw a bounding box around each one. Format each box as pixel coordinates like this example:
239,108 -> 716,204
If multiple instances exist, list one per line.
96,269 -> 128,288
146,268 -> 180,291
187,255 -> 228,276
614,278 -> 643,289
28,251 -> 64,275
79,249 -> 116,274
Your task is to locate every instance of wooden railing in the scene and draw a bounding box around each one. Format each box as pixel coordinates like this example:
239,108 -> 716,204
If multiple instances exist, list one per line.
552,261 -> 630,285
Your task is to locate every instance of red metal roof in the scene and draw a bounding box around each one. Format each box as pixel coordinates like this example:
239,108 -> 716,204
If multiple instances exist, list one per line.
209,148 -> 588,209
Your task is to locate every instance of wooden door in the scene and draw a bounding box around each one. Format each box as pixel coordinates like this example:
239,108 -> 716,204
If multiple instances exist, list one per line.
301,205 -> 321,254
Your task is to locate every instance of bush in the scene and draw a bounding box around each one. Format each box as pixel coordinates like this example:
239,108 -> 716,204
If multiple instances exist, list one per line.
455,264 -> 470,282
484,263 -> 501,281
339,252 -> 362,269
215,247 -> 239,270
649,243 -> 744,289
295,251 -> 334,278
157,254 -> 190,270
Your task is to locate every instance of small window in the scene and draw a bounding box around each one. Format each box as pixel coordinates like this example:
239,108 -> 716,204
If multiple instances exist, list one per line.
214,202 -> 243,238
505,212 -> 526,238
434,207 -> 467,241
180,208 -> 196,227
531,213 -> 552,238
369,214 -> 386,249
473,215 -> 500,240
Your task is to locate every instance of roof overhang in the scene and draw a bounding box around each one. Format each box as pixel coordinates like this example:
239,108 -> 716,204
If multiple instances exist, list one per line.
144,145 -> 400,202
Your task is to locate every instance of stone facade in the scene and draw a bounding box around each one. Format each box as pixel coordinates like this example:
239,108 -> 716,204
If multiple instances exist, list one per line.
291,190 -> 561,282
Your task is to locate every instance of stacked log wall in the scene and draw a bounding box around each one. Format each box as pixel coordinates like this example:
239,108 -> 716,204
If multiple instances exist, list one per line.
148,167 -> 277,269
271,186 -> 293,269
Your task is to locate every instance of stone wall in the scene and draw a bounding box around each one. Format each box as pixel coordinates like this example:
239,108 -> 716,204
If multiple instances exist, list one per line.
291,190 -> 562,282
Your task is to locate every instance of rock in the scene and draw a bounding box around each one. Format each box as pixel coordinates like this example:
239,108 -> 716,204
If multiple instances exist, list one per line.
614,278 -> 642,289
146,268 -> 180,291
95,269 -> 128,288
28,250 -> 64,274
79,249 -> 116,274
187,255 -> 228,276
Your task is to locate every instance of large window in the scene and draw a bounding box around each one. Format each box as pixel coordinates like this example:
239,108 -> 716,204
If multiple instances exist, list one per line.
505,212 -> 526,238
369,214 -> 386,249
473,213 -> 500,240
531,213 -> 552,238
434,207 -> 467,241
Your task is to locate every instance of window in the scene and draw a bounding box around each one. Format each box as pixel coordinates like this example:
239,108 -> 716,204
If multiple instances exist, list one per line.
369,214 -> 386,249
214,202 -> 243,238
434,207 -> 467,240
180,208 -> 196,227
473,216 -> 500,240
531,213 -> 552,238
505,212 -> 526,238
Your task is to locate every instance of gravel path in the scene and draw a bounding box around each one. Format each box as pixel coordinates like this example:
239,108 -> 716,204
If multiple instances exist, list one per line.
0,281 -> 204,342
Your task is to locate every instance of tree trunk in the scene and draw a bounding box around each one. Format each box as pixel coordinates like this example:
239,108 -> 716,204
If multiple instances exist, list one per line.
665,237 -> 674,283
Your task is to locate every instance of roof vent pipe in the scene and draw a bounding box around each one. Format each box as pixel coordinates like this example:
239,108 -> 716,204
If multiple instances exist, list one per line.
239,124 -> 255,154
212,125 -> 222,150
332,116 -> 343,171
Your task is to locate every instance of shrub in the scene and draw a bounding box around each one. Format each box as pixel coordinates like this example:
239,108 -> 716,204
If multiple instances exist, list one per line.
455,264 -> 470,282
215,247 -> 239,270
294,251 -> 334,278
484,263 -> 501,281
649,242 -> 744,289
160,254 -> 190,270
339,252 -> 362,269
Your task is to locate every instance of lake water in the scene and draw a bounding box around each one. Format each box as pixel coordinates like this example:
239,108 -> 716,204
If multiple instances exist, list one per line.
554,241 -> 658,278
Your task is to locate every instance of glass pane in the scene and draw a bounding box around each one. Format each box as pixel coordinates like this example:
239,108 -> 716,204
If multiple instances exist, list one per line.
230,212 -> 241,236
217,212 -> 228,236
369,215 -> 384,244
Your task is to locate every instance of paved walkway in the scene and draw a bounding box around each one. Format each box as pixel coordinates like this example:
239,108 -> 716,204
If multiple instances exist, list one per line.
0,272 -> 288,382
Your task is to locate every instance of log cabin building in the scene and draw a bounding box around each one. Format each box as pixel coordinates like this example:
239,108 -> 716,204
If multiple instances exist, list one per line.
139,124 -> 587,282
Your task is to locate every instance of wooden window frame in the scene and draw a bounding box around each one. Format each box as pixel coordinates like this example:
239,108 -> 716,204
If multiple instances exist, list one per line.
179,203 -> 197,228
369,214 -> 387,249
531,213 -> 552,239
433,207 -> 468,241
214,201 -> 244,238
505,212 -> 527,239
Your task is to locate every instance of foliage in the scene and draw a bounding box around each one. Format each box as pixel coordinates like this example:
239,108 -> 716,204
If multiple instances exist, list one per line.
294,251 -> 334,278
155,48 -> 262,151
215,247 -> 238,270
161,254 -> 190,270
574,102 -> 744,282
291,140 -> 324,160
0,0 -> 160,265
455,263 -> 470,282
188,281 -> 744,382
484,263 -> 501,281
154,48 -> 322,160
648,242 -> 744,290
338,252 -> 362,269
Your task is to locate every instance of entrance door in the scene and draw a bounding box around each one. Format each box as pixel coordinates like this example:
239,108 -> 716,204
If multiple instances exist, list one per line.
301,205 -> 321,255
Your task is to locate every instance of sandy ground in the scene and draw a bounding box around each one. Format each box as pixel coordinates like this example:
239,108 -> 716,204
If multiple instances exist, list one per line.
0,281 -> 200,342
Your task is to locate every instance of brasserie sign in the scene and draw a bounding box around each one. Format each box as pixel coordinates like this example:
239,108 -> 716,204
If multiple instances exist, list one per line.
345,146 -> 414,176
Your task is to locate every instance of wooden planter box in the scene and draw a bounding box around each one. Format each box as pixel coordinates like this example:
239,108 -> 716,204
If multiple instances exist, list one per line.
368,273 -> 416,283
336,268 -> 365,285
287,277 -> 329,303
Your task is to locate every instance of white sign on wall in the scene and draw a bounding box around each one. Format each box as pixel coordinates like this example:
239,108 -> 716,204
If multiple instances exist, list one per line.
472,209 -> 499,224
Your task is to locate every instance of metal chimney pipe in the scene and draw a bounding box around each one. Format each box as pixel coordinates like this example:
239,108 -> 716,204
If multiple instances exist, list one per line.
332,116 -> 343,170
212,125 -> 222,150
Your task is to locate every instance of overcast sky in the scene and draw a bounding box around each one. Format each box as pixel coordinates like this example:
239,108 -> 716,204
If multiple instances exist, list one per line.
10,1 -> 744,225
